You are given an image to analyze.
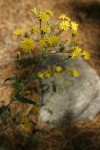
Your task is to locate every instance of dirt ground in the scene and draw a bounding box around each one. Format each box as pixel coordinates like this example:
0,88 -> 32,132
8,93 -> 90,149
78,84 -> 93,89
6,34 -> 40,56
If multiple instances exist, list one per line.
0,0 -> 100,150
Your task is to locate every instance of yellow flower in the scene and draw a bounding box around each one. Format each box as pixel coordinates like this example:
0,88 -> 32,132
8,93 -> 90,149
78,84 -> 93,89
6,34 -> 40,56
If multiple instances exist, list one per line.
40,37 -> 48,47
30,26 -> 38,33
55,66 -> 62,72
46,9 -> 54,17
25,90 -> 31,95
82,50 -> 90,60
13,29 -> 23,36
16,51 -> 20,56
71,21 -> 78,33
71,69 -> 79,77
60,21 -> 70,30
21,38 -> 35,52
59,14 -> 67,20
44,71 -> 51,77
48,36 -> 60,46
38,71 -> 45,78
40,36 -> 59,47
31,7 -> 37,15
38,10 -> 49,21
41,26 -> 50,33
21,117 -> 31,128
59,14 -> 71,21
38,70 -> 51,78
70,47 -> 82,58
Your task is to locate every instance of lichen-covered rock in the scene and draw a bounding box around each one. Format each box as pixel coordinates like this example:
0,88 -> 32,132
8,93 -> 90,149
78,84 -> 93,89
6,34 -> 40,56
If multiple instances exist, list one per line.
38,54 -> 100,127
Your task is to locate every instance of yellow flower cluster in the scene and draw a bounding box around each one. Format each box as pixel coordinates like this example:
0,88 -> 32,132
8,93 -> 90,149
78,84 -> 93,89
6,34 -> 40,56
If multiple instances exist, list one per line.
59,14 -> 78,35
70,47 -> 90,60
13,29 -> 23,36
38,65 -> 63,78
70,46 -> 82,58
31,7 -> 53,21
13,7 -> 90,62
21,38 -> 35,52
40,36 -> 60,47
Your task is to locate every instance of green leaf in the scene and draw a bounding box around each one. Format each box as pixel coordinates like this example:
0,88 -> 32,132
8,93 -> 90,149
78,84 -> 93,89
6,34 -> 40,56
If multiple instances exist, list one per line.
12,81 -> 22,91
4,76 -> 17,84
15,94 -> 37,105
4,76 -> 22,91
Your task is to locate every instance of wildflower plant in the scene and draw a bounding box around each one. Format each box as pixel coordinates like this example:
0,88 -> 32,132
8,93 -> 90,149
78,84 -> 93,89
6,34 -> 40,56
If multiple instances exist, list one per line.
0,7 -> 90,135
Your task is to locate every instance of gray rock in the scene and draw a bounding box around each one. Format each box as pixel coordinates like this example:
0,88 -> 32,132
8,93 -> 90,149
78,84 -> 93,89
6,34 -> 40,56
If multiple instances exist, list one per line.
38,54 -> 100,127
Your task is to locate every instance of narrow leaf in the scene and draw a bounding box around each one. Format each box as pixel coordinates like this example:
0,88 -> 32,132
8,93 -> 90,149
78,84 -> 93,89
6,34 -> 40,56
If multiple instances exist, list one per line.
4,76 -> 17,84
15,94 -> 37,105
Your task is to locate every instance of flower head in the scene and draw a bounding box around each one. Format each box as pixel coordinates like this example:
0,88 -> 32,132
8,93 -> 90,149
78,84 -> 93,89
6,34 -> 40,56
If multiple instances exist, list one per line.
16,51 -> 21,56
40,36 -> 59,47
41,26 -> 50,33
46,9 -> 54,17
82,50 -> 90,60
60,21 -> 70,30
44,71 -> 51,77
70,47 -> 82,58
55,66 -> 62,72
38,70 -> 51,78
31,7 -> 37,15
38,71 -> 45,78
71,69 -> 79,77
38,10 -> 49,21
30,26 -> 38,33
48,36 -> 60,47
71,21 -> 78,34
40,37 -> 49,47
59,14 -> 71,21
13,29 -> 23,36
59,14 -> 67,20
21,38 -> 35,52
